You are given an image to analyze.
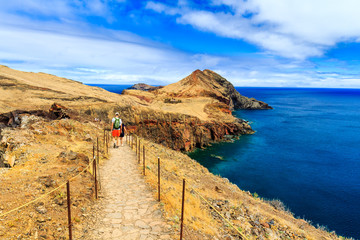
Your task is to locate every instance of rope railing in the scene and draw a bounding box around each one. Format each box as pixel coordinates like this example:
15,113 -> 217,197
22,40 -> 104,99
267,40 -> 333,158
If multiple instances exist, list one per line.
0,129 -> 111,240
0,158 -> 96,218
191,188 -> 249,240
0,181 -> 69,218
130,134 -> 250,240
2,131 -> 249,239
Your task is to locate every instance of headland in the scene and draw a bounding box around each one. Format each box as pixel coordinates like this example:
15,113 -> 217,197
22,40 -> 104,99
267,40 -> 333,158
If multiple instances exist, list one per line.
0,65 -> 347,239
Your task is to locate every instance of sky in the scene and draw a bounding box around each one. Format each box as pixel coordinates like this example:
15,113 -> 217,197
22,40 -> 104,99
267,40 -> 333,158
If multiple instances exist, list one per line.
1,0 -> 360,88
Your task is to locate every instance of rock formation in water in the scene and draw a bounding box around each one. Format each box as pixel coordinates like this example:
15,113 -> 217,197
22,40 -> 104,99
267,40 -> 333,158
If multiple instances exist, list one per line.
126,83 -> 163,91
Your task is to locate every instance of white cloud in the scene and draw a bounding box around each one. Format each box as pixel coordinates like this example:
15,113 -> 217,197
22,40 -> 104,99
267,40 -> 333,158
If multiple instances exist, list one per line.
1,0 -> 72,17
0,0 -> 117,23
0,25 -> 189,81
1,0 -> 360,88
0,18 -> 234,85
145,2 -> 180,15
152,0 -> 360,59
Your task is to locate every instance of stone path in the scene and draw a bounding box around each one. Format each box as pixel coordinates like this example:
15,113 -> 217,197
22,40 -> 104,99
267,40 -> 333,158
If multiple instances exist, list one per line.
85,143 -> 173,240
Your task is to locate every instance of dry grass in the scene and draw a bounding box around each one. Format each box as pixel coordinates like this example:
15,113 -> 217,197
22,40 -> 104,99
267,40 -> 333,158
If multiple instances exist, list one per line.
0,117 -> 109,239
131,136 -> 350,240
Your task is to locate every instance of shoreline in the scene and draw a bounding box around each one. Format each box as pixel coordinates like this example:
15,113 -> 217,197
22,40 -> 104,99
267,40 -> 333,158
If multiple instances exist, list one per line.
1,66 -> 356,239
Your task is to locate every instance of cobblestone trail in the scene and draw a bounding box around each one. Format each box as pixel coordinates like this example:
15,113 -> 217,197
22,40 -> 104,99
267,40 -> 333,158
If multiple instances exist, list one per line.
85,144 -> 173,240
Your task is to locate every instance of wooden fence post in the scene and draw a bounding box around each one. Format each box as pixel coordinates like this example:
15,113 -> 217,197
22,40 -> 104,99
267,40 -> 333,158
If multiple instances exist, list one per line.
143,145 -> 145,175
104,130 -> 107,155
93,158 -> 98,199
96,137 -> 101,189
180,179 -> 186,240
97,137 -> 99,165
107,131 -> 109,155
92,145 -> 95,175
138,139 -> 141,164
158,157 -> 161,202
66,181 -> 73,240
136,136 -> 138,155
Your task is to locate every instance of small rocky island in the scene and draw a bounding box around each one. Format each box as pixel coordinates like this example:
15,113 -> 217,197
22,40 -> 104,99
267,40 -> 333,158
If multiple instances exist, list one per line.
126,83 -> 163,92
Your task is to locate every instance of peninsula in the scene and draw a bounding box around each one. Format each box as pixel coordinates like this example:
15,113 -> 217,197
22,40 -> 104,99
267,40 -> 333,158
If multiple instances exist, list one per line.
0,65 -> 345,239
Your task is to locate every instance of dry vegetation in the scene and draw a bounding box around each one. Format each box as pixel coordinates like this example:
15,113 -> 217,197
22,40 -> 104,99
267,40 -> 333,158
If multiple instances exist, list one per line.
0,115 -> 108,239
134,136 -> 351,240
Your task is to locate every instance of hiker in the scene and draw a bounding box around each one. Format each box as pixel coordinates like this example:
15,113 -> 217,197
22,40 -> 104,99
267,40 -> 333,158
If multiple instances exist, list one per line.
111,112 -> 122,148
119,122 -> 127,146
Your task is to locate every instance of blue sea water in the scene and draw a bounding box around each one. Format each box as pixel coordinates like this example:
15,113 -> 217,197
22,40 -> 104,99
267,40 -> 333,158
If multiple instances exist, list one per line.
86,84 -> 132,94
89,83 -> 360,239
188,87 -> 360,239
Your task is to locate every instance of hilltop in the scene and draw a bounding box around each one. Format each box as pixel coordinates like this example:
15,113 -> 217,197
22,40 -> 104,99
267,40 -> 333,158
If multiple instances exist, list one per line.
155,69 -> 272,110
0,65 -> 134,113
123,69 -> 271,122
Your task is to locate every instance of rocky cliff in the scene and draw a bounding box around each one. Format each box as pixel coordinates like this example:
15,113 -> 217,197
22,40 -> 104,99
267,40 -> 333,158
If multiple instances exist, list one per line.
88,105 -> 253,152
119,69 -> 272,150
128,111 -> 253,151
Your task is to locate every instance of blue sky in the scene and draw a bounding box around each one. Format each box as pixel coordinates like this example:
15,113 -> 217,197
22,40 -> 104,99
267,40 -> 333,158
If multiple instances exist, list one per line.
1,0 -> 360,88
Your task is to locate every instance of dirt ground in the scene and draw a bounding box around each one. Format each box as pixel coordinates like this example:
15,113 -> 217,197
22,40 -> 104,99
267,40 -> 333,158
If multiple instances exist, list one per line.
0,117 -> 107,239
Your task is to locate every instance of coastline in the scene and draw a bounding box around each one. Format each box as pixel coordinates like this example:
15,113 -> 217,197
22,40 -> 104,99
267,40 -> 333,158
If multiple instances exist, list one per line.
1,66 -> 355,239
189,87 -> 360,239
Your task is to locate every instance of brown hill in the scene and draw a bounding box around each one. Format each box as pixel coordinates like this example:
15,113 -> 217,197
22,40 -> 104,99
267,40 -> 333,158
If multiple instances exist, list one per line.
156,69 -> 272,110
0,65 -> 135,113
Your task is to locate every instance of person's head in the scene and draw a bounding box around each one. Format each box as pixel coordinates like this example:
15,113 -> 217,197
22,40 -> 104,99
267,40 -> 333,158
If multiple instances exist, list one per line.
115,112 -> 119,117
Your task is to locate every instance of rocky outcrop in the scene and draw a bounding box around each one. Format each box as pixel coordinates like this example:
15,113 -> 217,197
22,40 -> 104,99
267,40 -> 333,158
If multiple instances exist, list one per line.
202,70 -> 272,110
125,113 -> 253,151
157,69 -> 272,110
0,104 -> 70,130
134,120 -> 251,151
127,83 -> 163,92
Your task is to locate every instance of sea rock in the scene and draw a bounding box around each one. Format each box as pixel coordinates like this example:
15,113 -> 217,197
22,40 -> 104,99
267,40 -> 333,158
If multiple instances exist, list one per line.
126,83 -> 163,92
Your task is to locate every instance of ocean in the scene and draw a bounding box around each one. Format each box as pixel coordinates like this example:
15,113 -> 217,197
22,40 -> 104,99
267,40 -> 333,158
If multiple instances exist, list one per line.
88,84 -> 360,239
189,87 -> 360,239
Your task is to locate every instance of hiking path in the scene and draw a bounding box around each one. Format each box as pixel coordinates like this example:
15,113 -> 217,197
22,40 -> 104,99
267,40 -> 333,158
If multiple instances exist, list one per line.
84,143 -> 173,240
